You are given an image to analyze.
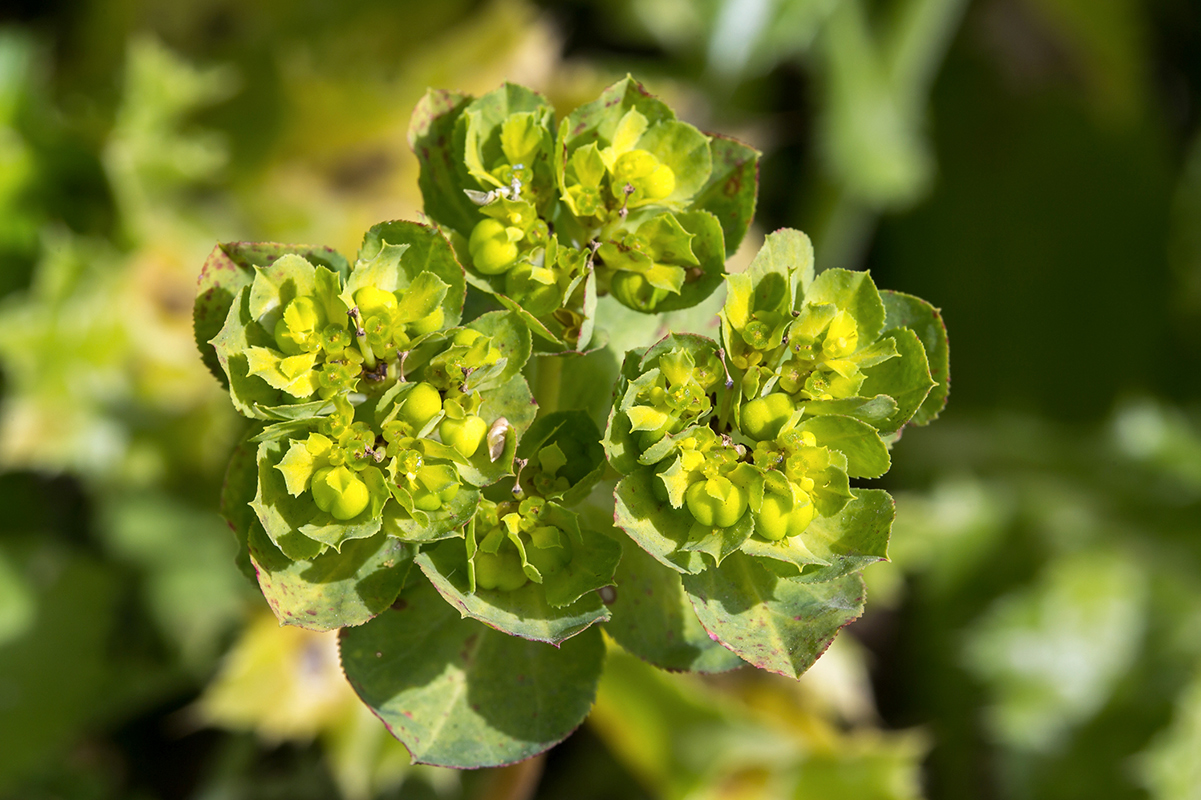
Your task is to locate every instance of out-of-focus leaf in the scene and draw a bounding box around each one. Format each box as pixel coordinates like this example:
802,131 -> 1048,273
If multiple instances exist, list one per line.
963,548 -> 1147,750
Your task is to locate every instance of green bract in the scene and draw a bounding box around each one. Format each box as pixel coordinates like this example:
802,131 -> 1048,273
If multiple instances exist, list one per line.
410,76 -> 760,351
198,78 -> 947,769
603,228 -> 946,674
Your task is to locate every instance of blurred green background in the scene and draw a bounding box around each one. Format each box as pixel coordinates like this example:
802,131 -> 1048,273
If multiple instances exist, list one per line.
0,0 -> 1199,798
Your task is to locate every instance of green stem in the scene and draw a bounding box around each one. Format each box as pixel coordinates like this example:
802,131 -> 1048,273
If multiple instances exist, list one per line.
533,354 -> 562,413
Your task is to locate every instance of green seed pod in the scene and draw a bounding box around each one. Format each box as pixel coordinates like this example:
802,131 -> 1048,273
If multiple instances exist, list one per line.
610,271 -> 670,312
311,465 -> 370,520
440,414 -> 488,458
612,149 -> 658,186
526,525 -> 572,577
641,163 -> 676,200
398,382 -> 443,431
685,477 -> 748,528
474,549 -> 529,592
452,328 -> 483,347
740,393 -> 795,441
408,306 -> 444,336
354,286 -> 398,321
469,218 -> 520,275
755,488 -> 816,541
411,463 -> 460,512
504,263 -> 559,317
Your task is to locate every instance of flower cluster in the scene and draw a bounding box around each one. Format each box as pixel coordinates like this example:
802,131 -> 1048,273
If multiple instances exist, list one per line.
195,77 -> 948,771
206,221 -> 536,562
410,77 -> 759,349
607,229 -> 941,575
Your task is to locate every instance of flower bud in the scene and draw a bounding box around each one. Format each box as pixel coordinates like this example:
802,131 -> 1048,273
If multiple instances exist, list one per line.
611,271 -> 669,312
469,218 -> 520,275
399,382 -> 442,431
440,414 -> 488,458
474,549 -> 529,592
354,286 -> 398,321
311,465 -> 370,520
755,489 -> 816,541
504,263 -> 559,317
685,477 -> 748,528
740,393 -> 795,441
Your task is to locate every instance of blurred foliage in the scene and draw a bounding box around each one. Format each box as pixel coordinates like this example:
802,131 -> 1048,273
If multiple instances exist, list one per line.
0,0 -> 1198,797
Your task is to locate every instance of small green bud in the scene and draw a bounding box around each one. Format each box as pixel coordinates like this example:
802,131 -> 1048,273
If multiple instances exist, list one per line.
526,525 -> 572,577
755,489 -> 816,541
469,218 -> 520,275
504,263 -> 559,316
320,324 -> 351,354
354,286 -> 398,321
411,463 -> 460,512
740,393 -> 795,441
611,271 -> 670,312
685,477 -> 748,528
311,465 -> 370,520
399,382 -> 442,431
474,548 -> 529,592
440,414 -> 488,458
408,306 -> 444,336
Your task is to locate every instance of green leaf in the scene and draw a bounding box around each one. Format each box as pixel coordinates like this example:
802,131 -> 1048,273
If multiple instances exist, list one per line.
637,120 -> 712,205
605,535 -> 745,673
538,507 -> 622,608
558,76 -> 675,158
382,485 -> 479,543
859,328 -> 935,434
248,523 -> 414,632
692,133 -> 760,257
195,242 -> 349,388
220,429 -> 263,582
358,221 -> 466,329
646,210 -> 727,314
211,287 -> 300,419
248,254 -> 320,322
458,84 -> 556,205
747,227 -> 814,301
800,395 -> 899,426
408,89 -> 480,235
466,310 -> 532,389
614,468 -> 707,575
802,268 -> 885,343
416,533 -> 609,645
603,350 -> 651,477
741,489 -> 894,580
962,549 -> 1147,751
682,553 -> 865,679
881,290 -> 949,425
340,579 -> 605,768
798,415 -> 891,479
